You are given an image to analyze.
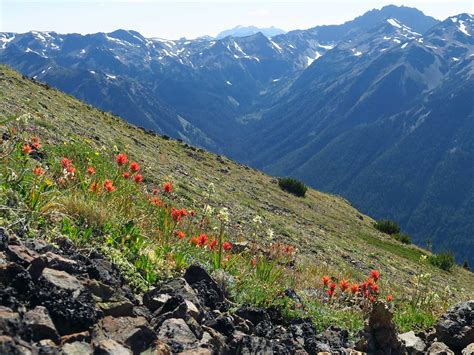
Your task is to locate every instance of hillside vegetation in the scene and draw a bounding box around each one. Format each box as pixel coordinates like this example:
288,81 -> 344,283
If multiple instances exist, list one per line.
0,65 -> 473,334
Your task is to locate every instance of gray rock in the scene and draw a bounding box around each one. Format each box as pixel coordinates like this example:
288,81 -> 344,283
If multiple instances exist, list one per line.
23,306 -> 60,344
97,300 -> 134,317
41,268 -> 83,296
356,301 -> 402,354
93,339 -> 132,354
157,318 -> 198,352
398,330 -> 425,354
6,244 -> 39,265
462,343 -> 474,355
93,316 -> 156,354
427,341 -> 455,354
62,341 -> 94,355
436,300 -> 474,350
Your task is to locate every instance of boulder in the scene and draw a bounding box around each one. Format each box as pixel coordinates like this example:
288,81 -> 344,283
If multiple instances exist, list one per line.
356,301 -> 402,354
62,341 -> 94,355
436,300 -> 474,350
93,316 -> 156,353
23,306 -> 60,344
398,331 -> 425,354
82,278 -> 115,301
5,244 -> 39,265
0,335 -> 38,354
427,342 -> 455,354
235,305 -> 270,326
93,339 -> 132,354
140,339 -> 172,354
184,265 -> 227,311
97,300 -> 134,317
462,343 -> 474,355
41,268 -> 84,295
157,318 -> 198,353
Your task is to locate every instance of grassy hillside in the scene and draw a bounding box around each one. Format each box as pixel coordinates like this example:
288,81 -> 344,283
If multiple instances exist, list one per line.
0,65 -> 472,333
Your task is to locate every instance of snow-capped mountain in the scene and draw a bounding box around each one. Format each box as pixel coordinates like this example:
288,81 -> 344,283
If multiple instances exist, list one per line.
216,25 -> 286,39
1,6 -> 473,264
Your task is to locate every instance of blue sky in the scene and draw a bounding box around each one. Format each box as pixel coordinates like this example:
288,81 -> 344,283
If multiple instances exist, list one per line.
1,0 -> 472,39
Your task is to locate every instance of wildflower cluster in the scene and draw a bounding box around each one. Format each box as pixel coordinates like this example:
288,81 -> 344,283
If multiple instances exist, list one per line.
321,270 -> 393,305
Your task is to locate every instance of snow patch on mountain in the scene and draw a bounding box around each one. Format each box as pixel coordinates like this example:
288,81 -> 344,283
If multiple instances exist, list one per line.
387,18 -> 402,29
458,21 -> 471,36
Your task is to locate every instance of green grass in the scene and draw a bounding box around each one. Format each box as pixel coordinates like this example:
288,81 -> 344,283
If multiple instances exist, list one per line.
1,65 -> 473,334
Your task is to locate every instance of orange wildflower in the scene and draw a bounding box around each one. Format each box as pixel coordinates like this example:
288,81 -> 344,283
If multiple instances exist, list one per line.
87,167 -> 96,175
104,179 -> 116,192
22,144 -> 33,154
222,241 -> 232,251
386,295 -> 393,302
129,161 -> 140,173
322,275 -> 331,286
350,284 -> 359,294
33,167 -> 45,176
339,279 -> 350,292
370,270 -> 380,282
116,153 -> 128,166
133,174 -> 143,184
163,182 -> 173,193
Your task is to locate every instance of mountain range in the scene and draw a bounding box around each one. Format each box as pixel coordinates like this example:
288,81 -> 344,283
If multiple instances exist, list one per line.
216,25 -> 286,39
1,5 -> 473,264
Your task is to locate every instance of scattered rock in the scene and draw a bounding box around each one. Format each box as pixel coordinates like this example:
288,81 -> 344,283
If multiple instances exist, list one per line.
62,341 -> 94,355
398,330 -> 426,354
23,306 -> 60,344
184,265 -> 226,311
436,300 -> 474,350
60,331 -> 91,344
97,300 -> 134,317
462,343 -> 474,355
41,268 -> 84,295
427,341 -> 455,354
356,301 -> 402,354
93,316 -> 156,353
6,244 -> 39,265
157,318 -> 198,353
93,339 -> 132,354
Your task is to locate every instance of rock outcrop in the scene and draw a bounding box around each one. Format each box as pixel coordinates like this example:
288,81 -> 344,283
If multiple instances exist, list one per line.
0,228 -> 472,354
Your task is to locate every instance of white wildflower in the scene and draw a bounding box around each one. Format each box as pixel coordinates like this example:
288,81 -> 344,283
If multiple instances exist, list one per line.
204,204 -> 214,216
253,215 -> 263,224
218,207 -> 230,222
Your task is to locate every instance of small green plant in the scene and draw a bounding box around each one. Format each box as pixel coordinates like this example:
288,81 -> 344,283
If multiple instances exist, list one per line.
428,252 -> 455,271
393,233 -> 411,244
374,219 -> 400,235
278,177 -> 307,197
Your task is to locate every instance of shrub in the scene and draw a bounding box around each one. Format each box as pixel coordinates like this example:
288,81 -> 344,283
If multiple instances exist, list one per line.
393,233 -> 411,244
428,252 -> 455,272
278,177 -> 307,197
374,219 -> 400,235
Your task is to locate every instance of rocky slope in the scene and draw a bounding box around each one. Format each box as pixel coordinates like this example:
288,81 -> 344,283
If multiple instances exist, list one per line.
1,230 -> 473,354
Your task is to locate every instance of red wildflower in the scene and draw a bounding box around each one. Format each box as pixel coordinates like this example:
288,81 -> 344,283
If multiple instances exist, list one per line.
369,296 -> 376,303
370,284 -> 379,294
329,282 -> 337,291
104,179 -> 116,192
339,279 -> 349,292
326,289 -> 335,298
209,239 -> 218,250
150,197 -> 163,207
197,233 -> 208,247
370,270 -> 380,282
163,182 -> 173,193
22,144 -> 33,154
386,295 -> 393,302
33,167 -> 45,176
90,182 -> 100,193
367,278 -> 375,286
129,161 -> 140,173
190,237 -> 199,246
350,284 -> 359,294
251,258 -> 257,267
116,153 -> 128,166
175,231 -> 186,239
87,167 -> 96,175
32,142 -> 41,149
133,174 -> 143,184
171,208 -> 187,222
322,275 -> 331,286
61,158 -> 72,169
364,290 -> 370,299
66,165 -> 76,174
122,172 -> 130,179
189,210 -> 196,217
222,241 -> 232,251
152,188 -> 159,195
283,245 -> 295,255
361,282 -> 369,291
31,136 -> 40,144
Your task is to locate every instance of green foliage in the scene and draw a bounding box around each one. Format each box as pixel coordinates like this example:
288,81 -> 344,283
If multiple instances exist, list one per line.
394,304 -> 437,333
278,177 -> 307,197
393,233 -> 411,244
374,219 -> 400,235
428,252 -> 455,272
